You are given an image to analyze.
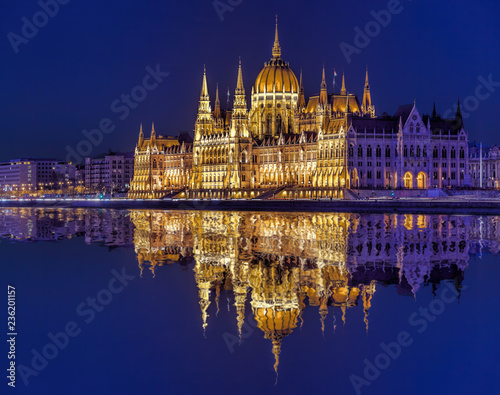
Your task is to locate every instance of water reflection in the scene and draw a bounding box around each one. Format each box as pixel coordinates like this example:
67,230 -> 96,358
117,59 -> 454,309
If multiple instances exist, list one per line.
1,208 -> 500,374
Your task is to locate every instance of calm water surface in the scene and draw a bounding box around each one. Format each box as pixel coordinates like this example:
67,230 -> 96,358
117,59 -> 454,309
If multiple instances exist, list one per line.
1,208 -> 499,395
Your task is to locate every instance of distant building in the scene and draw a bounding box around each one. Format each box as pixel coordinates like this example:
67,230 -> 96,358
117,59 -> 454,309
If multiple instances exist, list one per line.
84,152 -> 134,192
0,158 -> 75,193
469,145 -> 500,188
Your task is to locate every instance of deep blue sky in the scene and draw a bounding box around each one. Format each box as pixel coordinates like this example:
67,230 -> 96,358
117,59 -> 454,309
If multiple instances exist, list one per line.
1,0 -> 500,162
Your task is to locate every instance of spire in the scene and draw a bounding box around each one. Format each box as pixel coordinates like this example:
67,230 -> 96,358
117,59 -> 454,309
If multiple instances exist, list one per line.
456,98 -> 462,119
320,65 -> 328,105
236,58 -> 245,93
455,98 -> 463,131
138,123 -> 144,147
214,83 -> 221,119
151,122 -> 156,139
272,15 -> 281,58
298,69 -> 306,109
201,65 -> 209,98
432,101 -> 437,118
340,72 -> 346,95
362,67 -> 374,117
232,59 -> 248,125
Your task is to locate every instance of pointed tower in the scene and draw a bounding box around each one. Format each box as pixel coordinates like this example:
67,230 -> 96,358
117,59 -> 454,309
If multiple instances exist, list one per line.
232,58 -> 248,124
272,15 -> 281,59
340,72 -> 347,96
454,98 -> 463,131
195,66 -> 214,140
228,59 -> 251,191
361,67 -> 375,117
150,122 -> 156,143
432,101 -> 437,118
214,83 -> 221,120
298,69 -> 306,109
320,65 -> 328,106
137,123 -> 144,148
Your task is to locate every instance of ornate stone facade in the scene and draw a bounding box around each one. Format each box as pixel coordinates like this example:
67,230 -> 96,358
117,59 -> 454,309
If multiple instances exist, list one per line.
128,21 -> 470,199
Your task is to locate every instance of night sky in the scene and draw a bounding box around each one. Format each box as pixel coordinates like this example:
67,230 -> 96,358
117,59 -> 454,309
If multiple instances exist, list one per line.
2,0 -> 499,163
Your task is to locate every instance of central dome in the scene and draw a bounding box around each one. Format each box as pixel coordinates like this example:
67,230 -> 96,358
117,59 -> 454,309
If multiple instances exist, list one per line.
254,58 -> 299,94
253,20 -> 299,95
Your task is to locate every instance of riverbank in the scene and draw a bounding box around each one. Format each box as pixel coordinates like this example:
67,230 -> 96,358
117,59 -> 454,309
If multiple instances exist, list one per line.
2,197 -> 500,215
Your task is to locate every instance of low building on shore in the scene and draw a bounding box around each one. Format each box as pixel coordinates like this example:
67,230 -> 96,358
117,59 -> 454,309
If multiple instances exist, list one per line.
469,145 -> 500,188
0,158 -> 76,195
84,152 -> 134,193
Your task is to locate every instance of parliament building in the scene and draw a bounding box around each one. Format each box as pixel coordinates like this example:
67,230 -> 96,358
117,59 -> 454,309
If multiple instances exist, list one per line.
129,21 -> 470,199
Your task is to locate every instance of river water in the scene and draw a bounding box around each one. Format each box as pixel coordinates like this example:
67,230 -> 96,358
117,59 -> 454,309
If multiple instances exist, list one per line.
1,208 -> 499,394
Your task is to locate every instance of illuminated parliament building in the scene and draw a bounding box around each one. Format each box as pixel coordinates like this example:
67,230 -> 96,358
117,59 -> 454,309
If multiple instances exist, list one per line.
129,21 -> 470,199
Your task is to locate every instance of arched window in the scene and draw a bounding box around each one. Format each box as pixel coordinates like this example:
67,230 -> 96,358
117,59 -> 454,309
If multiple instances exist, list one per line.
433,147 -> 438,158
404,145 -> 408,157
266,114 -> 273,135
451,147 -> 456,159
460,147 -> 465,159
385,146 -> 391,158
442,147 -> 447,159
376,145 -> 382,158
367,145 -> 372,158
349,145 -> 354,157
416,146 -> 421,158
410,145 -> 415,157
276,115 -> 282,134
423,146 -> 428,158
358,146 -> 363,157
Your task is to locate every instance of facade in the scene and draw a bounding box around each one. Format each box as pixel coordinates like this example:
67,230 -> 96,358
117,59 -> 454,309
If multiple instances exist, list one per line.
469,145 -> 500,188
129,22 -> 470,199
84,152 -> 134,193
0,158 -> 75,194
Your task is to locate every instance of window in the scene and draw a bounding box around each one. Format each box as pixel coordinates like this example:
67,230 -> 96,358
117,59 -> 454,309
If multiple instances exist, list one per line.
385,146 -> 391,158
442,148 -> 447,159
433,147 -> 438,158
451,147 -> 456,159
358,146 -> 363,157
367,171 -> 372,179
433,172 -> 438,180
376,171 -> 381,179
376,146 -> 382,158
460,147 -> 465,159
367,146 -> 372,158
416,146 -> 421,158
404,145 -> 408,157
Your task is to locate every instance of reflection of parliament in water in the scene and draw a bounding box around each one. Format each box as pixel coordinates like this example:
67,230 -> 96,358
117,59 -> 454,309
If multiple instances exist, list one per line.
130,210 -> 491,373
2,208 -> 499,372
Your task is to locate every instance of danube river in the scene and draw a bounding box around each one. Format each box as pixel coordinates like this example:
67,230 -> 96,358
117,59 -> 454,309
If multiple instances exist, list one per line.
1,208 -> 499,394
